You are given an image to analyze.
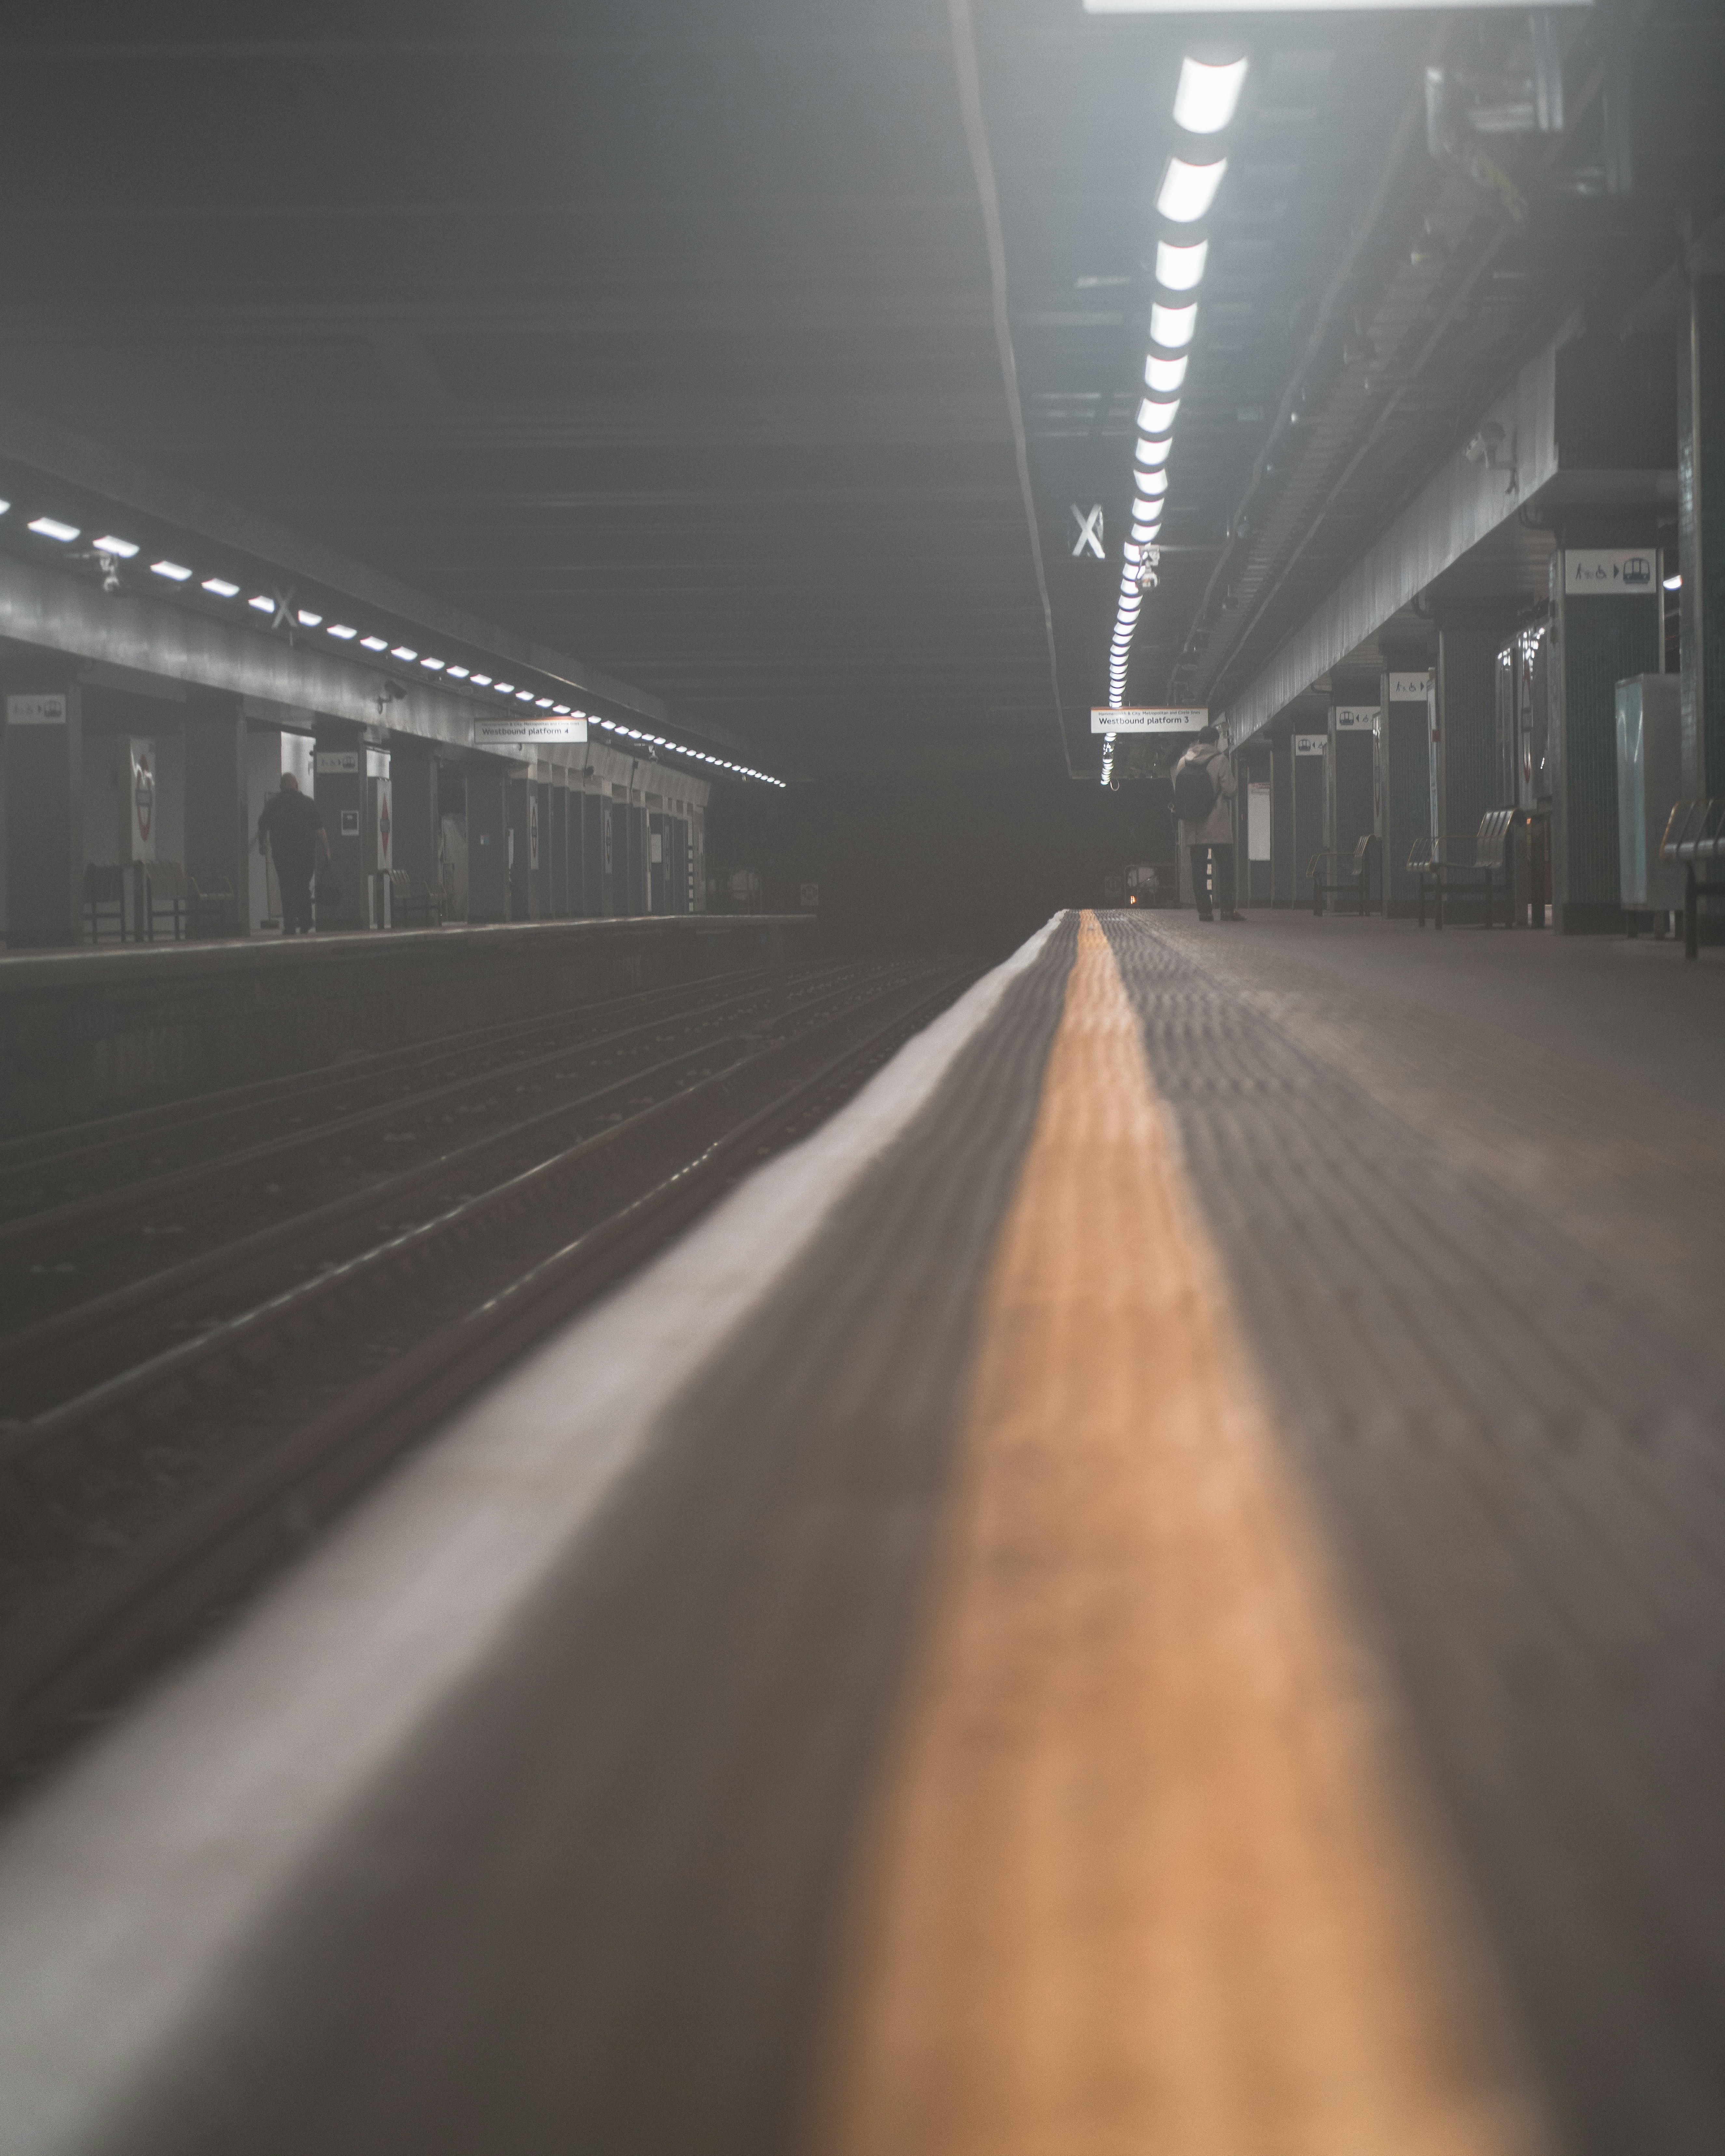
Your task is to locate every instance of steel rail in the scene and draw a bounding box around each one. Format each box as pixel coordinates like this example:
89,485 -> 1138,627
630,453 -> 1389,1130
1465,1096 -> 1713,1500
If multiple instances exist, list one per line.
0,962 -> 926,1398
0,962 -> 872,1253
0,960 -> 807,1181
0,969 -> 974,1762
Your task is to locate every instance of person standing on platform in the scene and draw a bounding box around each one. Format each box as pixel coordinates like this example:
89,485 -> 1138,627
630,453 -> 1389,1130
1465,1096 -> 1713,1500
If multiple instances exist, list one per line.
257,771 -> 329,935
1172,725 -> 1241,923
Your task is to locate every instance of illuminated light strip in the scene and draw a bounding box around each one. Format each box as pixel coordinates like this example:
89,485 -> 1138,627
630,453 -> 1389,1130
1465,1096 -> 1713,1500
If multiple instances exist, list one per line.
809,915 -> 1525,2149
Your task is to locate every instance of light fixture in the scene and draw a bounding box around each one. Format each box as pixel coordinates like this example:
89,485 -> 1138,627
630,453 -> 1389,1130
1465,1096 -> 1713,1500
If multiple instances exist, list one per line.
1173,55 -> 1248,135
151,561 -> 194,581
494,681 -> 515,694
328,622 -> 358,639
294,606 -> 321,624
92,534 -> 139,558
1150,300 -> 1197,348
535,697 -> 554,708
1145,352 -> 1188,393
1138,396 -> 1180,433
1135,435 -> 1173,470
470,672 -> 493,685
390,645 -> 418,661
0,500 -> 10,516
553,705 -> 571,715
446,664 -> 470,678
249,594 -> 276,613
1157,155 -> 1226,223
421,655 -> 445,669
515,689 -> 534,701
203,577 -> 241,597
1663,571 -> 1682,591
29,516 -> 80,542
361,634 -> 389,651
1155,237 -> 1209,290
1131,525 -> 1159,546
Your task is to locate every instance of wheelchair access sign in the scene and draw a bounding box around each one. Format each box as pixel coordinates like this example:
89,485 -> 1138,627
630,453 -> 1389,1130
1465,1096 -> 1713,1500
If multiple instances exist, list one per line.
1563,550 -> 1656,596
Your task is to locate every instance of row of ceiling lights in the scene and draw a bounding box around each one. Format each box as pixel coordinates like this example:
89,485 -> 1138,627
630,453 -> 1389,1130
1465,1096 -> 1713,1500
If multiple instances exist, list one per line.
1100,51 -> 1247,788
0,498 -> 785,789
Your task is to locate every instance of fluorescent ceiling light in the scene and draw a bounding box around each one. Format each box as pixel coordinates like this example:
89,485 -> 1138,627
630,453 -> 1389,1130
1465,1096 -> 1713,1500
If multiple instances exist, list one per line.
1173,55 -> 1249,134
553,705 -> 571,715
0,500 -> 9,515
1156,238 -> 1209,291
1663,572 -> 1682,591
151,561 -> 194,581
1085,0 -> 1588,12
327,623 -> 358,638
390,645 -> 418,661
29,516 -> 79,542
249,594 -> 276,613
92,534 -> 139,558
202,577 -> 241,597
515,690 -> 535,701
446,665 -> 470,678
1134,436 -> 1173,471
1140,468 -> 1171,497
1138,396 -> 1181,433
470,672 -> 492,685
1150,300 -> 1197,348
535,697 -> 554,708
421,655 -> 445,669
1131,525 -> 1159,545
361,634 -> 389,651
597,718 -> 615,728
296,607 -> 322,624
1157,156 -> 1226,223
494,681 -> 514,694
1144,352 -> 1188,393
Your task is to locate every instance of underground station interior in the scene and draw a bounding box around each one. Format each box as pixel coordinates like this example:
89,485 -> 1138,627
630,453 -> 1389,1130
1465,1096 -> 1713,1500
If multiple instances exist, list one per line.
0,5 -> 1722,2152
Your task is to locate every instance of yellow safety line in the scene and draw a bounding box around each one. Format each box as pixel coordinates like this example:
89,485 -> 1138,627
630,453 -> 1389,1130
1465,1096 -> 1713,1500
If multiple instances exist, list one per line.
808,912 -> 1543,2156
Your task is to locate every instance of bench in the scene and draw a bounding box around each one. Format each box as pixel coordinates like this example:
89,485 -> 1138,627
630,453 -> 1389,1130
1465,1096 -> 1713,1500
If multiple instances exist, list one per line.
143,860 -> 238,941
1410,808 -> 1523,928
1307,833 -> 1378,916
387,868 -> 446,929
82,864 -> 127,943
1660,799 -> 1725,960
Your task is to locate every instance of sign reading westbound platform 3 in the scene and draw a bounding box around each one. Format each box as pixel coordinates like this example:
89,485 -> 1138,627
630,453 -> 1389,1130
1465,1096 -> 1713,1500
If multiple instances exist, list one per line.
1091,707 -> 1208,733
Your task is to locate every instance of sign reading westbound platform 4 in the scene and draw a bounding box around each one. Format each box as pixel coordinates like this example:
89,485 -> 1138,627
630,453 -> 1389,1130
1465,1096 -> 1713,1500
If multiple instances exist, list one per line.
473,715 -> 589,750
1091,707 -> 1208,733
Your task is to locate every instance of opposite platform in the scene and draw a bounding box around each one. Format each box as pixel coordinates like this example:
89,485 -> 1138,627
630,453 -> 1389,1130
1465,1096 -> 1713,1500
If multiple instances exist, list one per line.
0,911 -> 1719,2156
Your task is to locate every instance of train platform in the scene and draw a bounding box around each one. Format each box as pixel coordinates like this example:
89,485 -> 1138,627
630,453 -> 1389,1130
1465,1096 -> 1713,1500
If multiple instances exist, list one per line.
0,912 -> 818,1130
0,909 -> 1720,2156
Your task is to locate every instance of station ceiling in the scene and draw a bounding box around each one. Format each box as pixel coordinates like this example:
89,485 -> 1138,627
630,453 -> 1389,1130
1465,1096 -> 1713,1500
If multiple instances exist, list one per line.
0,1 -> 1720,782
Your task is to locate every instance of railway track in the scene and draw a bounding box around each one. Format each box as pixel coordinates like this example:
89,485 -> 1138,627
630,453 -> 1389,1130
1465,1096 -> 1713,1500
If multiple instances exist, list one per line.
0,955 -> 976,1794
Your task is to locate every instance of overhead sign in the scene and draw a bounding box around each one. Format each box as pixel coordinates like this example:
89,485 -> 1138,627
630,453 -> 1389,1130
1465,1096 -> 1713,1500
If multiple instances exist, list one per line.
7,693 -> 66,726
1294,734 -> 1328,756
1091,706 -> 1208,733
317,750 -> 360,773
1071,505 -> 1105,560
1334,706 -> 1379,731
1389,673 -> 1433,702
474,715 -> 589,749
1564,549 -> 1657,597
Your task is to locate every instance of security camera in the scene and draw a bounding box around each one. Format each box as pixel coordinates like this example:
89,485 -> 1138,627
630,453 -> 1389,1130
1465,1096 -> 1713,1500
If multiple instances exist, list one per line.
1464,420 -> 1506,467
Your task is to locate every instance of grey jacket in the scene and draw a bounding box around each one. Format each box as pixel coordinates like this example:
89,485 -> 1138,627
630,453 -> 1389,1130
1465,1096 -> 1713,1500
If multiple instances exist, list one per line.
1174,744 -> 1237,846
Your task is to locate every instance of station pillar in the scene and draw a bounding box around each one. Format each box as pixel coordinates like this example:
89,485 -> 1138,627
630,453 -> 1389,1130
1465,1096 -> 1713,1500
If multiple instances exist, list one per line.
182,692 -> 250,935
1329,694 -> 1379,905
506,771 -> 531,921
467,767 -> 508,922
1291,724 -> 1327,901
547,763 -> 568,916
1547,538 -> 1660,932
1269,735 -> 1295,904
3,666 -> 83,946
312,731 -> 365,930
1679,260 -> 1724,800
1382,663 -> 1434,917
392,747 -> 439,896
1435,620 -> 1503,859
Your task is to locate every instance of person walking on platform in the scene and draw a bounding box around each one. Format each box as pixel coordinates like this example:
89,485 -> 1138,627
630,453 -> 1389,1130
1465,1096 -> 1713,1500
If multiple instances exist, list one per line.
1172,725 -> 1241,922
257,771 -> 329,935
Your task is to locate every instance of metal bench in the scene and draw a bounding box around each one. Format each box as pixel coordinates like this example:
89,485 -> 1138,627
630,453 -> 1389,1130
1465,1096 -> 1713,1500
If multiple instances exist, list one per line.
388,868 -> 446,929
82,864 -> 127,943
1307,833 -> 1378,916
1660,799 -> 1725,960
142,861 -> 238,940
1409,809 -> 1522,928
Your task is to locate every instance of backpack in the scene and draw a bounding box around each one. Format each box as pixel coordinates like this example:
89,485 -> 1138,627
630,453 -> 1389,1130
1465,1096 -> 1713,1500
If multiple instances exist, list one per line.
1172,751 -> 1218,823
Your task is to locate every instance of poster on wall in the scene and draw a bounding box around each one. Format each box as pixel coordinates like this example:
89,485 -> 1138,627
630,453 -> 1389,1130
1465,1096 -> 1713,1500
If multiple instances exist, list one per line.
128,739 -> 157,863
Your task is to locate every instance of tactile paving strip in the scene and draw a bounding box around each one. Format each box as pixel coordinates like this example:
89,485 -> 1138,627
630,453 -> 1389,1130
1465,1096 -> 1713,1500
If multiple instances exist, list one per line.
1102,913 -> 1725,2156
